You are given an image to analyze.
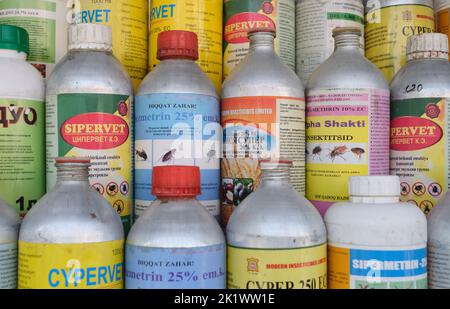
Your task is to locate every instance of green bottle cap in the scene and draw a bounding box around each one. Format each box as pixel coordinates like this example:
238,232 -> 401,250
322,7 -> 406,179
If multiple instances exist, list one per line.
0,24 -> 29,54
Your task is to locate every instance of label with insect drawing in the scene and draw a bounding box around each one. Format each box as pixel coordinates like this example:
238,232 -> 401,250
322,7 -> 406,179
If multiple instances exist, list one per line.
45,94 -> 133,231
125,244 -> 226,289
221,96 -> 305,227
328,245 -> 427,289
306,89 -> 390,215
390,97 -> 450,215
134,93 -> 221,220
227,243 -> 327,289
18,240 -> 124,289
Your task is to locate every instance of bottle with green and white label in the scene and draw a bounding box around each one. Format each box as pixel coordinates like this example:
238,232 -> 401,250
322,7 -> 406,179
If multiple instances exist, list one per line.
0,197 -> 19,289
0,24 -> 45,218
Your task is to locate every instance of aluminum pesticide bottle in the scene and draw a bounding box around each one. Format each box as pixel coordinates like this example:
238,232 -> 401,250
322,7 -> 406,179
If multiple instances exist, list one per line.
149,0 -> 223,92
135,30 -> 220,221
223,0 -> 296,80
0,0 -> 69,78
436,0 -> 450,60
126,166 -> 226,289
325,176 -> 428,289
46,23 -> 134,231
428,191 -> 450,288
364,0 -> 435,83
0,198 -> 20,289
306,27 -> 390,216
18,158 -> 124,289
0,25 -> 45,218
72,0 -> 148,91
390,33 -> 450,214
296,0 -> 365,85
221,28 -> 305,227
227,160 -> 327,289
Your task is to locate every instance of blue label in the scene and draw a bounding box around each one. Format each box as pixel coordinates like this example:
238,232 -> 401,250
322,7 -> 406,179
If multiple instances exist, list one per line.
125,244 -> 226,289
134,93 -> 221,219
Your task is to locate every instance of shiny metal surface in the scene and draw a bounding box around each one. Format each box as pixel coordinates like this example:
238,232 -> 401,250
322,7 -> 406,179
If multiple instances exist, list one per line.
0,198 -> 19,244
127,198 -> 225,248
227,163 -> 326,249
19,161 -> 124,244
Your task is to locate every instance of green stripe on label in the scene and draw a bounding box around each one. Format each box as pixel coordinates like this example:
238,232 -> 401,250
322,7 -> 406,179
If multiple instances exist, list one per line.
327,12 -> 364,25
0,0 -> 56,12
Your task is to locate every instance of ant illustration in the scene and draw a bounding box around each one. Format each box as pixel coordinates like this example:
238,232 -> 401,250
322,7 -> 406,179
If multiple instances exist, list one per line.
327,145 -> 348,162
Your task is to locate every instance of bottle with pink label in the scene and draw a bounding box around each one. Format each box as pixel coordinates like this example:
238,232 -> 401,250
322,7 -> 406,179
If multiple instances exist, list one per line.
306,27 -> 390,215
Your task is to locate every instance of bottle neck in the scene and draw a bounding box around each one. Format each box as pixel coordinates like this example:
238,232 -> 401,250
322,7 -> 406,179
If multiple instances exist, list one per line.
407,52 -> 449,62
350,196 -> 400,204
158,196 -> 197,203
56,165 -> 90,184
0,49 -> 27,60
249,32 -> 275,53
260,167 -> 292,187
334,33 -> 361,51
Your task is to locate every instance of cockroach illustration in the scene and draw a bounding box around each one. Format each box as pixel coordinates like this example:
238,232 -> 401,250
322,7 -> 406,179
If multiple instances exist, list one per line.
327,145 -> 348,162
159,148 -> 177,164
135,149 -> 148,161
351,147 -> 365,159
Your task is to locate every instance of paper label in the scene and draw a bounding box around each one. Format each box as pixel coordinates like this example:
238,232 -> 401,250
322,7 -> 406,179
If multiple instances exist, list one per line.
0,242 -> 17,289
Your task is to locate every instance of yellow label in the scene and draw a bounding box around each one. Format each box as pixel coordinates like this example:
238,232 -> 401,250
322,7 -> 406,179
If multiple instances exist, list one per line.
437,7 -> 450,61
18,240 -> 124,289
74,0 -> 149,91
149,0 -> 223,92
365,4 -> 435,82
227,244 -> 327,289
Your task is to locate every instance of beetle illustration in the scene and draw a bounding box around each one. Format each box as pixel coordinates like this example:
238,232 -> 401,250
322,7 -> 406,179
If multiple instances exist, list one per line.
135,149 -> 148,161
327,145 -> 348,162
311,145 -> 323,160
351,147 -> 365,159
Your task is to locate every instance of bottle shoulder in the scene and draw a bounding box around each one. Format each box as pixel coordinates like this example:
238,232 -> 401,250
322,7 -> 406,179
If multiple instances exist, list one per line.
0,58 -> 45,100
19,185 -> 124,243
47,51 -> 133,95
0,201 -> 20,242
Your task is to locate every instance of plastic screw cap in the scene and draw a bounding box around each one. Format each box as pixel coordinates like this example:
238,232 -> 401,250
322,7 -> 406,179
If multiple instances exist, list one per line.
68,23 -> 112,52
349,176 -> 401,197
407,33 -> 449,60
152,166 -> 201,198
157,30 -> 199,61
0,24 -> 29,54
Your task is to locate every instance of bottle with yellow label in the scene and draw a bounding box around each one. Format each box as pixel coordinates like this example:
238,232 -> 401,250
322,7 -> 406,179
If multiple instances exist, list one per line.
18,158 -> 124,289
227,160 -> 327,289
364,0 -> 435,83
436,0 -> 450,60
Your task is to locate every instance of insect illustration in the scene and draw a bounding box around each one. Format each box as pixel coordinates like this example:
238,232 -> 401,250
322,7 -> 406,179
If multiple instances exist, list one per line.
207,145 -> 217,162
159,148 -> 177,164
327,145 -> 348,162
311,145 -> 323,160
135,149 -> 148,161
357,283 -> 373,289
351,147 -> 365,159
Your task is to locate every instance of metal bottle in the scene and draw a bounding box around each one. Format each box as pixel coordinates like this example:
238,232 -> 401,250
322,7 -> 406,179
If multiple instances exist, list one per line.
390,33 -> 450,214
227,160 -> 327,289
0,25 -> 45,217
46,23 -> 133,231
135,30 -> 221,221
364,0 -> 435,83
18,158 -> 124,289
221,28 -> 305,227
296,0 -> 365,85
428,190 -> 450,288
0,198 -> 20,289
306,27 -> 390,215
126,166 -> 226,289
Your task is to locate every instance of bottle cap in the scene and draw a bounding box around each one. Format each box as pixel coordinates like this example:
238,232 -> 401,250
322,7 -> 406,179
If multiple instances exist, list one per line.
152,166 -> 201,198
259,159 -> 293,170
55,157 -> 91,165
0,24 -> 29,54
332,27 -> 362,38
407,33 -> 449,60
349,176 -> 400,197
247,26 -> 277,37
157,30 -> 199,61
68,23 -> 112,52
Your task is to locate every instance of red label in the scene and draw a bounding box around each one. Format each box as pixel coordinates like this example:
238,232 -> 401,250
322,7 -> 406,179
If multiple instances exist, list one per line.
390,117 -> 442,151
61,113 -> 129,150
224,13 -> 275,44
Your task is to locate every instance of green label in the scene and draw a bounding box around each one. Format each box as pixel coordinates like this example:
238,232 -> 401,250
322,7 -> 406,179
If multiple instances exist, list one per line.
0,98 -> 45,217
46,94 -> 133,232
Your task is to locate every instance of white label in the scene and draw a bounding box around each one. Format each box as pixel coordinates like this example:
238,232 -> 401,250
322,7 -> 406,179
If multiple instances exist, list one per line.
0,242 -> 17,289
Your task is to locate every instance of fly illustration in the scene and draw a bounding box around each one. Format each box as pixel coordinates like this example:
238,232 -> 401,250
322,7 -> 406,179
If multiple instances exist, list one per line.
135,149 -> 148,161
327,145 -> 348,162
351,147 -> 365,159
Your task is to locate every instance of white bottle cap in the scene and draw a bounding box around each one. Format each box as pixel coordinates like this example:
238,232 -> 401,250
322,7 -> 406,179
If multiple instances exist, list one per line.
68,23 -> 112,52
407,33 -> 449,61
349,176 -> 400,197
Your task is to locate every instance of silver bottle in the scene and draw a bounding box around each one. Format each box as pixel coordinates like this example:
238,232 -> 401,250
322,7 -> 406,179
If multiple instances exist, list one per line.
221,28 -> 305,227
19,158 -> 124,289
306,27 -> 390,216
226,160 -> 327,289
0,198 -> 19,289
126,166 -> 226,289
391,33 -> 450,214
46,23 -> 133,230
135,30 -> 220,221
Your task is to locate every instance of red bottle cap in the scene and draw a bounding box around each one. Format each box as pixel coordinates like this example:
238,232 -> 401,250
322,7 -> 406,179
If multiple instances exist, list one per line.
152,166 -> 201,198
55,157 -> 91,164
157,30 -> 199,61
